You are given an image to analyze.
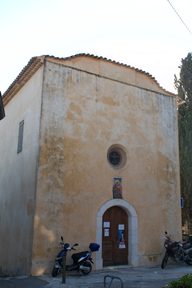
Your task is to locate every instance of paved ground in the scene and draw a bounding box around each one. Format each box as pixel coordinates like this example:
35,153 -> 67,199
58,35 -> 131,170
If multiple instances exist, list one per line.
0,264 -> 192,288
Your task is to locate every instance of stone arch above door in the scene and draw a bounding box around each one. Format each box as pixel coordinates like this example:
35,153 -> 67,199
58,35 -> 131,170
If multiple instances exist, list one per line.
95,199 -> 138,269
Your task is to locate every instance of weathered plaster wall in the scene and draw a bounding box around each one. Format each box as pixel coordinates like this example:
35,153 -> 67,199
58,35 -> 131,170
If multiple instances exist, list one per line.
32,59 -> 181,274
46,56 -> 173,95
0,67 -> 43,276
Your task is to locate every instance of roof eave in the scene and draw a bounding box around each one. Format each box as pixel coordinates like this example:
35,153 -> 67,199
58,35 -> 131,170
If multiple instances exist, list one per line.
2,56 -> 44,106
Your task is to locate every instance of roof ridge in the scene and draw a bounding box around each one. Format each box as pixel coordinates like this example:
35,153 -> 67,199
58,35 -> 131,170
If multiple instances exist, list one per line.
43,53 -> 175,96
3,53 -> 176,105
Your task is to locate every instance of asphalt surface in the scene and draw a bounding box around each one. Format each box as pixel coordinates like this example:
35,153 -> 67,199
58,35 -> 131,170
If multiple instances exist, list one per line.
0,264 -> 192,288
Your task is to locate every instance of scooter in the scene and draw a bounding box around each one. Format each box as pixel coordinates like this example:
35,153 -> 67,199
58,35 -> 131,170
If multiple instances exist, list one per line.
52,236 -> 100,277
161,231 -> 192,269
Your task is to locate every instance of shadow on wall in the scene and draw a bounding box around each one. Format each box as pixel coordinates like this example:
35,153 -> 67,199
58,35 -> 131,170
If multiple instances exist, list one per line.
33,214 -> 56,275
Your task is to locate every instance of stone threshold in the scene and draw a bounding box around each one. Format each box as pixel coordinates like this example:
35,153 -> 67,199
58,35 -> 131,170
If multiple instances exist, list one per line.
102,265 -> 133,270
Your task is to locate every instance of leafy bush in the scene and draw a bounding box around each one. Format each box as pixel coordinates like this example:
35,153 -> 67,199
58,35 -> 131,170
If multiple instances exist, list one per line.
163,273 -> 192,288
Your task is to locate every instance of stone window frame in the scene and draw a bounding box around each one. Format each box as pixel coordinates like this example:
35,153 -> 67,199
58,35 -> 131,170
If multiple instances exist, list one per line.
107,146 -> 127,169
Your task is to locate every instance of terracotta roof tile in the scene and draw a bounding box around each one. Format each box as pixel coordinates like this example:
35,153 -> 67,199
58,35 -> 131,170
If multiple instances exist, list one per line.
3,53 -> 176,105
3,57 -> 44,105
44,53 -> 175,96
45,53 -> 172,96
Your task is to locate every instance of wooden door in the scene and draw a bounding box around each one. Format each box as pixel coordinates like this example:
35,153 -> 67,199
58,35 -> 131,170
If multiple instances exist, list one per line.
102,206 -> 128,266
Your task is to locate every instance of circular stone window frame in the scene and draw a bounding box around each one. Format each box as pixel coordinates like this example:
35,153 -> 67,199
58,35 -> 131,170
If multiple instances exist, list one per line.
107,145 -> 127,169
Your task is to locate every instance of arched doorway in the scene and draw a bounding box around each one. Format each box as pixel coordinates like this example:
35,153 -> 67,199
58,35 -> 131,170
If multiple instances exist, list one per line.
102,206 -> 128,266
95,199 -> 138,270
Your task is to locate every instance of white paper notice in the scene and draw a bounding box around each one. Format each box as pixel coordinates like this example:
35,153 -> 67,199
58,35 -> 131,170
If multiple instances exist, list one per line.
118,224 -> 124,230
104,229 -> 109,236
119,244 -> 126,249
104,222 -> 110,228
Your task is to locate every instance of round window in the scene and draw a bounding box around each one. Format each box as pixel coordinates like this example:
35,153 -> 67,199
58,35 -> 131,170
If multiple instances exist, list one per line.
107,146 -> 127,169
109,151 -> 121,166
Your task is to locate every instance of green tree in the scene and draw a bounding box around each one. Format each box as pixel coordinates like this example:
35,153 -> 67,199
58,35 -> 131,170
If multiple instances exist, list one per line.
175,52 -> 192,227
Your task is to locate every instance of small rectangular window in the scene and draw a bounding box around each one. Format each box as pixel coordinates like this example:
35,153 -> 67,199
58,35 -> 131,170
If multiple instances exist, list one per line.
17,120 -> 24,153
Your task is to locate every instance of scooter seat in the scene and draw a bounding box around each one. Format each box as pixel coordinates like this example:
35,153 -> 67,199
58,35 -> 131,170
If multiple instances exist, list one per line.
72,251 -> 89,264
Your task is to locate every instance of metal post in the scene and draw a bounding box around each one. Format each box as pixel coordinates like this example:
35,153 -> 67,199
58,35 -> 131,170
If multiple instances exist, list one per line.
62,254 -> 66,284
104,275 -> 124,288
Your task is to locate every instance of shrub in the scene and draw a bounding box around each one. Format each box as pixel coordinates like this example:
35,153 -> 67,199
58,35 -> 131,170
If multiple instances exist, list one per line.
163,273 -> 192,288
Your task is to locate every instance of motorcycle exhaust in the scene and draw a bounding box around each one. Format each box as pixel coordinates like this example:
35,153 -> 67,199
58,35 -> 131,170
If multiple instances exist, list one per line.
184,247 -> 192,255
79,265 -> 90,271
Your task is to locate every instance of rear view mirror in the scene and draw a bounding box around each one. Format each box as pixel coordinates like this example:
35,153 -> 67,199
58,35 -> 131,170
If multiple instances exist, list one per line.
74,243 -> 78,246
165,231 -> 167,235
61,236 -> 63,242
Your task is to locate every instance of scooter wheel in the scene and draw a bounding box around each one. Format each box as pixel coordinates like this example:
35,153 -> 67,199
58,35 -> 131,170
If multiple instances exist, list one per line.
161,255 -> 169,269
81,261 -> 92,275
186,259 -> 192,265
52,267 -> 59,277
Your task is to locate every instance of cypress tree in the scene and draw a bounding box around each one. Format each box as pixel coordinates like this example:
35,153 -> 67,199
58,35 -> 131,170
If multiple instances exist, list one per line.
176,52 -> 192,228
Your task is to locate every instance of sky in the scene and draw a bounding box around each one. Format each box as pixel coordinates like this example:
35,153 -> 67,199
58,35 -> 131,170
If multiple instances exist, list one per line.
1,0 -> 192,94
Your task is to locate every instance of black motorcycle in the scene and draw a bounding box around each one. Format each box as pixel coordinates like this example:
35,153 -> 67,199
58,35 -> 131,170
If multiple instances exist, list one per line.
161,231 -> 192,269
52,236 -> 100,277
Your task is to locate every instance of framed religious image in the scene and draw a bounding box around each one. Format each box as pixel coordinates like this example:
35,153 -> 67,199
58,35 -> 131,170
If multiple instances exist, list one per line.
113,178 -> 122,199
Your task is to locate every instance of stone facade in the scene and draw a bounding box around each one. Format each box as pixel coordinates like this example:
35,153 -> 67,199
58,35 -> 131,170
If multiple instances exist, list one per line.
0,54 -> 182,276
